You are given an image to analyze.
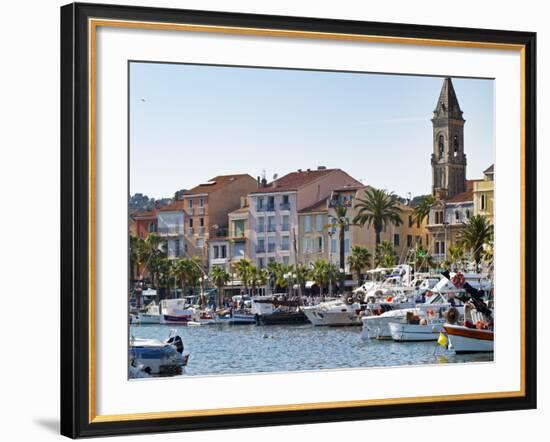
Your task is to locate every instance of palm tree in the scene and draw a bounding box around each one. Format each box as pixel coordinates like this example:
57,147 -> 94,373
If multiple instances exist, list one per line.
332,204 -> 352,294
375,241 -> 398,268
210,266 -> 230,307
347,246 -> 372,286
447,244 -> 465,271
412,194 -> 435,226
273,264 -> 294,295
294,264 -> 311,300
310,260 -> 329,297
129,234 -> 146,283
233,258 -> 254,296
353,188 -> 403,246
457,215 -> 494,270
266,261 -> 280,294
250,266 -> 268,296
143,233 -> 166,290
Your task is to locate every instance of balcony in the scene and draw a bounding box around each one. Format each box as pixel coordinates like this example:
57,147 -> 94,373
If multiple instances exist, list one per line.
256,246 -> 266,254
329,199 -> 352,208
256,206 -> 266,212
280,202 -> 291,210
268,244 -> 276,253
158,226 -> 184,235
266,204 -> 275,212
257,224 -> 265,233
280,243 -> 290,251
267,225 -> 277,233
281,223 -> 290,232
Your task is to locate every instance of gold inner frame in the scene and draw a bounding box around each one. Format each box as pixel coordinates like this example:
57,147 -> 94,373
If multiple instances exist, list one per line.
88,18 -> 527,424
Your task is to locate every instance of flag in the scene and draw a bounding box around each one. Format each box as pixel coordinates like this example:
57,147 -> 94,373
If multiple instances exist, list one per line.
438,332 -> 448,348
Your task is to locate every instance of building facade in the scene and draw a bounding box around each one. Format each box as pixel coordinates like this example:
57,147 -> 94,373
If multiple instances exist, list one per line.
248,168 -> 362,268
132,210 -> 157,239
473,164 -> 494,222
157,200 -> 186,259
180,174 -> 258,267
298,199 -> 329,266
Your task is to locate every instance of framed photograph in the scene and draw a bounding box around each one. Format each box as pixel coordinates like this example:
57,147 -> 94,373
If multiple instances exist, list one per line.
60,2 -> 537,438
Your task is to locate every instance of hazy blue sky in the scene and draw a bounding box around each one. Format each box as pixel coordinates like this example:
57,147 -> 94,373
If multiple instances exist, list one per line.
130,62 -> 494,199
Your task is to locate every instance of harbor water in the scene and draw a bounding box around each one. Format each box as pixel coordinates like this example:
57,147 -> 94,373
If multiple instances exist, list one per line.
130,323 -> 493,377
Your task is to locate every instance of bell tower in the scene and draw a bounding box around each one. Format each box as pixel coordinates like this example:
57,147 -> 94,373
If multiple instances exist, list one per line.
431,77 -> 467,199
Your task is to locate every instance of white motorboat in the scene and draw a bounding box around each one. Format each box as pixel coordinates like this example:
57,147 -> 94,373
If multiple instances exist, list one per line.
130,330 -> 190,376
135,301 -> 161,324
302,299 -> 362,326
389,314 -> 446,342
216,309 -> 256,324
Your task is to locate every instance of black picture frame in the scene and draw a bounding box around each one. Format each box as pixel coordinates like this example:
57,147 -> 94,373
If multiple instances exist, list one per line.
61,2 -> 537,438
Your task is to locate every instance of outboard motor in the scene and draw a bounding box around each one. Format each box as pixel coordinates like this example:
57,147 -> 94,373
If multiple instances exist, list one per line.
166,335 -> 184,354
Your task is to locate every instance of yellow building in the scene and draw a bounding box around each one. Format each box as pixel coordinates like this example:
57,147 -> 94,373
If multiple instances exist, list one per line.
297,199 -> 329,266
473,164 -> 494,222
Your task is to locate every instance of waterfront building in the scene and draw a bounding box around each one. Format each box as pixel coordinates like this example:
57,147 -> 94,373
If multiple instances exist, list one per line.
157,200 -> 186,259
298,199 -> 329,266
180,174 -> 258,266
228,198 -> 250,265
327,186 -> 428,276
473,164 -> 494,222
248,167 -> 362,268
132,210 -> 157,239
427,181 -> 476,264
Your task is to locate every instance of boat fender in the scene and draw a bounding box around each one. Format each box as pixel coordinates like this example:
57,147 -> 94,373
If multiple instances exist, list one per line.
446,307 -> 459,325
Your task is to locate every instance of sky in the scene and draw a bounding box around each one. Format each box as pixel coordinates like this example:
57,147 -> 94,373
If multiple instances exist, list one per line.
129,62 -> 494,199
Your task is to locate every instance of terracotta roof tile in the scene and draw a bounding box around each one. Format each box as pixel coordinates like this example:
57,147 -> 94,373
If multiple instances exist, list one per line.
250,168 -> 359,194
158,200 -> 186,211
183,174 -> 254,195
132,210 -> 157,218
299,199 -> 328,214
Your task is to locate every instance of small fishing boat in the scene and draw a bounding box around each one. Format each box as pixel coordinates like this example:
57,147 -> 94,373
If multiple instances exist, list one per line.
443,323 -> 494,353
252,295 -> 309,325
389,312 -> 446,342
130,329 -> 190,376
216,309 -> 256,325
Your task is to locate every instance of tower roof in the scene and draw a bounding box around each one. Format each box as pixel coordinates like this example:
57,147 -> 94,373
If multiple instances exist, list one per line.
433,77 -> 463,120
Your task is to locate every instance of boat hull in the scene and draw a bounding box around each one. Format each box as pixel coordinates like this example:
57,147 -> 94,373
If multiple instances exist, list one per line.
256,311 -> 308,325
444,324 -> 494,353
389,321 -> 445,342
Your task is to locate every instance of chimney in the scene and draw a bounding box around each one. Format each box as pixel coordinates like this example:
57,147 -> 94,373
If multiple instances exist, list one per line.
257,176 -> 261,188
261,177 -> 267,187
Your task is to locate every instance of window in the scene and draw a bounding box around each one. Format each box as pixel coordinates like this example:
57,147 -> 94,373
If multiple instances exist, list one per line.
267,216 -> 276,232
268,238 -> 276,253
221,245 -> 227,258
258,258 -> 265,268
267,196 -> 275,210
257,238 -> 265,253
317,237 -> 323,253
233,241 -> 245,258
234,219 -> 245,237
256,197 -> 264,210
435,210 -> 444,225
184,243 -> 188,253
302,238 -> 309,253
257,216 -> 265,232
198,198 -> 204,207
282,215 -> 290,231
189,219 -> 193,227
200,217 -> 204,227
441,241 -> 446,255
148,222 -> 156,233
455,210 -> 460,222
416,235 -> 422,245
344,238 -> 350,253
175,239 -> 181,257
438,135 -> 444,157
481,194 -> 486,210
281,194 -> 290,209
283,256 -> 290,266
316,214 -> 323,231
304,215 -> 312,232
213,245 -> 219,259
407,235 -> 413,247
408,215 -> 413,228
466,209 -> 471,219
196,238 -> 204,247
281,236 -> 290,251
282,195 -> 289,204
331,238 -> 337,254
453,135 -> 459,157
188,199 -> 193,208
394,234 -> 400,246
